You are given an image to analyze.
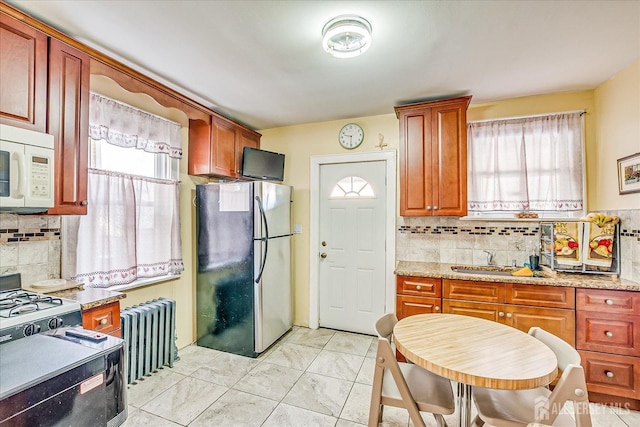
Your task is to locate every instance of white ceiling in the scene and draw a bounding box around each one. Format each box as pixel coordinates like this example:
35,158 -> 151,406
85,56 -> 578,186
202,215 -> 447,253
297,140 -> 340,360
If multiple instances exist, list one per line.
8,0 -> 640,130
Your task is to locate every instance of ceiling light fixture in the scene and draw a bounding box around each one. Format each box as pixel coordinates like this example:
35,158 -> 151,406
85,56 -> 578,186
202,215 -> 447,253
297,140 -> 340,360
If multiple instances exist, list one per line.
322,15 -> 372,59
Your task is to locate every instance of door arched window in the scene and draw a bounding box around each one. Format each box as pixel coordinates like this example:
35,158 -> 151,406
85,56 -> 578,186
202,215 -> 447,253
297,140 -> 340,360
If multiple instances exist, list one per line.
329,176 -> 375,198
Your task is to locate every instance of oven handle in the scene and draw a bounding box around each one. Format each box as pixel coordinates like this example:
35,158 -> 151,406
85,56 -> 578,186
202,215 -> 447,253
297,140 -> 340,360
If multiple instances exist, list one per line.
10,151 -> 26,199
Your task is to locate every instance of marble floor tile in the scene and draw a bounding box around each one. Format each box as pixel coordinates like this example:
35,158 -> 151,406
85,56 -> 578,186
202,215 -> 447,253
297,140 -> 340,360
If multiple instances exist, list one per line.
261,342 -> 321,370
127,369 -> 186,408
169,344 -> 223,376
189,389 -> 278,427
307,349 -> 365,381
140,377 -> 227,425
366,339 -> 378,358
190,351 -> 260,387
340,382 -> 409,426
233,362 -> 303,401
286,327 -> 336,348
588,403 -> 629,427
262,403 -> 337,427
617,408 -> 640,426
355,357 -> 375,385
324,331 -> 375,356
282,372 -> 353,417
121,408 -> 181,427
336,419 -> 367,427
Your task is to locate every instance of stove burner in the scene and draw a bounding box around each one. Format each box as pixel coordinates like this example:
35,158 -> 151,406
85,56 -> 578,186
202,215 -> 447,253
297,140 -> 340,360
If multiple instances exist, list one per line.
9,303 -> 39,316
0,291 -> 64,318
0,298 -> 19,310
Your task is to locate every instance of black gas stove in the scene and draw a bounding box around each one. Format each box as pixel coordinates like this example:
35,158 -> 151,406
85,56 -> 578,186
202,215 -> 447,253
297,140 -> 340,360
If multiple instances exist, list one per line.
0,273 -> 82,344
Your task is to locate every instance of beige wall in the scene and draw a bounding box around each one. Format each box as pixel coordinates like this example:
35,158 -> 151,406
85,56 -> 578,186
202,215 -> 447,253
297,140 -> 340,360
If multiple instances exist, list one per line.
91,76 -> 197,349
593,59 -> 640,210
261,61 -> 640,325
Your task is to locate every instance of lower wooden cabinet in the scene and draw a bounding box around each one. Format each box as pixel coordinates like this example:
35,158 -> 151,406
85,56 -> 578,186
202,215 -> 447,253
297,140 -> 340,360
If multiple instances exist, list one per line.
442,279 -> 576,345
396,276 -> 442,318
82,300 -> 121,337
579,350 -> 640,405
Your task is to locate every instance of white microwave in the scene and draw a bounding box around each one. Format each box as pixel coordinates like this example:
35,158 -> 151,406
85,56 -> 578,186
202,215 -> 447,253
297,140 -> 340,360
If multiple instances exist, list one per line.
0,124 -> 55,212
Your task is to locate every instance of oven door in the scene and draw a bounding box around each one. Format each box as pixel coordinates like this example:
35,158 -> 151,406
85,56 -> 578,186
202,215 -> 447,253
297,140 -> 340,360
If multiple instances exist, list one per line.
0,343 -> 127,427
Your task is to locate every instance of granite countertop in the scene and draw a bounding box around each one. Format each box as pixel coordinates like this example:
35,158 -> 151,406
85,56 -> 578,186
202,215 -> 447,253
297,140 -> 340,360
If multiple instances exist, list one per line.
53,287 -> 126,310
395,261 -> 640,291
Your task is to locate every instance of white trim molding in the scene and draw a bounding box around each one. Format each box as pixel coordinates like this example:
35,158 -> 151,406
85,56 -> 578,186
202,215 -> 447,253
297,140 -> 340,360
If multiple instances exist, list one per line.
309,150 -> 397,329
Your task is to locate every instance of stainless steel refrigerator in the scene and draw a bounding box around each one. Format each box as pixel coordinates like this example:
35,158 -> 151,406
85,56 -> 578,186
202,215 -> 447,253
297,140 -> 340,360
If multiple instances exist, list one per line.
195,182 -> 292,357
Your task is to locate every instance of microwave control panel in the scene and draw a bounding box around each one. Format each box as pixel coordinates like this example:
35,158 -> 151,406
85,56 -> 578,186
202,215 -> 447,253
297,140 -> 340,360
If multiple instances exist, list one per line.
29,155 -> 52,199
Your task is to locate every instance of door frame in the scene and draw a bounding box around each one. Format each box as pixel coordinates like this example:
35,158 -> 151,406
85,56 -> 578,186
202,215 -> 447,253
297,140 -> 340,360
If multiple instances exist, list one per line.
309,150 -> 396,330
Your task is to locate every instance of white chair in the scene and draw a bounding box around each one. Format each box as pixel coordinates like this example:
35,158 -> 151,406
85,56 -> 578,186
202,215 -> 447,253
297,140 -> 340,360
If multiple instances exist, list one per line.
473,327 -> 592,427
369,313 -> 455,427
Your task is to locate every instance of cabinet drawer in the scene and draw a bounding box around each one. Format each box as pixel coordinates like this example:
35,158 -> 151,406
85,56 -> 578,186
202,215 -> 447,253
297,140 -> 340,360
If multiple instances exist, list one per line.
443,280 -> 504,303
579,350 -> 640,400
577,312 -> 639,356
396,295 -> 442,319
82,301 -> 120,334
396,276 -> 441,297
507,284 -> 575,309
577,289 -> 640,315
442,300 -> 502,322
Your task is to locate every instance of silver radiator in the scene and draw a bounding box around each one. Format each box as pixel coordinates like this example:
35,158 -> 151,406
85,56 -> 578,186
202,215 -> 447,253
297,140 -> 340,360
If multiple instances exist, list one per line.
120,298 -> 177,384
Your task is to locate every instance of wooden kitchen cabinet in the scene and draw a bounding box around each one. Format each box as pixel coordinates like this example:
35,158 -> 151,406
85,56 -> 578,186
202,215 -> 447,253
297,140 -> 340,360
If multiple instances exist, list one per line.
576,288 -> 640,409
0,12 -> 48,132
395,96 -> 471,217
396,275 -> 442,319
443,279 -> 576,345
188,115 -> 261,179
82,301 -> 121,337
47,38 -> 90,215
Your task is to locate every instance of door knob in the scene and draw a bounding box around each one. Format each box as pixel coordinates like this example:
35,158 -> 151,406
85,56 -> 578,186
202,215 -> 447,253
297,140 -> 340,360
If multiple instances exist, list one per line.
320,253 -> 327,259
321,241 -> 327,246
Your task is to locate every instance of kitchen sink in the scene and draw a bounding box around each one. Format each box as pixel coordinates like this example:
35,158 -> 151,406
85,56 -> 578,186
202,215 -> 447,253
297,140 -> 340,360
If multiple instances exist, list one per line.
450,265 -> 543,277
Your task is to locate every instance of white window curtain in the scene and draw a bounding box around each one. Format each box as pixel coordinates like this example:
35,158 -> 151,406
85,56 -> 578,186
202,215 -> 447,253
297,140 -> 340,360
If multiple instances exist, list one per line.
467,112 -> 584,214
63,93 -> 184,288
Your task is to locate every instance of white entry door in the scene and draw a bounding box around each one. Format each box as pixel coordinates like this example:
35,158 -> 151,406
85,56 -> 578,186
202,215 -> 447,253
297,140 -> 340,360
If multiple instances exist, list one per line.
318,161 -> 386,335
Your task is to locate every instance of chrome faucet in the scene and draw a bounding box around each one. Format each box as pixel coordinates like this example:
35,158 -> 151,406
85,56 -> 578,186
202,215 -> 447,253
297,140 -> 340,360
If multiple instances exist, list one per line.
483,250 -> 496,266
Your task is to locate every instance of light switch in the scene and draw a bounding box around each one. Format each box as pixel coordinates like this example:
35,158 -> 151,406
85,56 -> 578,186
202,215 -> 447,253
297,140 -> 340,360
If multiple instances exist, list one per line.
293,224 -> 302,234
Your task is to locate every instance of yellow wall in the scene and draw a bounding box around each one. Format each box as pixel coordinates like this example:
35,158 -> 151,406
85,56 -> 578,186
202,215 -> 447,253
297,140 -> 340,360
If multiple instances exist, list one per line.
261,61 -> 639,326
259,115 -> 399,326
593,59 -> 640,210
90,76 -> 197,349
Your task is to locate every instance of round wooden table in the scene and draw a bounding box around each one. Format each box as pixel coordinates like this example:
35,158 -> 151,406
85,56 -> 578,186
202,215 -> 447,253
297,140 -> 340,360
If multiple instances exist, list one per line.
393,313 -> 558,427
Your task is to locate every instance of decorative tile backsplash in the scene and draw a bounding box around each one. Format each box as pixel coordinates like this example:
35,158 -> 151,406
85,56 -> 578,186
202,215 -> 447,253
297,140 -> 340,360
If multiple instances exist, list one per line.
0,213 -> 61,286
397,209 -> 639,283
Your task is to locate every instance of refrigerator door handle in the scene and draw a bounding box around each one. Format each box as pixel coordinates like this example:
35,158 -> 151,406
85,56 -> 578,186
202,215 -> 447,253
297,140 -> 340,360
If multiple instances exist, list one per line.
255,195 -> 269,284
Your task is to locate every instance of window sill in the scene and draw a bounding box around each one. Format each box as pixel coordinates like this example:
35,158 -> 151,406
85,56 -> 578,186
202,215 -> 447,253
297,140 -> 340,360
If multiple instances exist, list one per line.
109,274 -> 181,292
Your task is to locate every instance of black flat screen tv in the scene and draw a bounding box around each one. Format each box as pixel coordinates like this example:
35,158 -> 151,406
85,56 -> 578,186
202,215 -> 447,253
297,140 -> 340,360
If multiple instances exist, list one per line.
241,147 -> 285,181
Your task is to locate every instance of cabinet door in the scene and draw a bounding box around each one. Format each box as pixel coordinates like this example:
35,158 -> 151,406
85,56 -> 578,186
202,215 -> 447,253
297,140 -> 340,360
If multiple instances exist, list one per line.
506,305 -> 575,346
398,110 -> 434,216
431,102 -> 468,216
443,300 -> 504,322
397,295 -> 442,319
210,116 -> 238,177
47,38 -> 89,215
579,350 -> 640,401
82,301 -> 121,335
236,129 -> 260,177
0,13 -> 47,132
187,118 -> 212,176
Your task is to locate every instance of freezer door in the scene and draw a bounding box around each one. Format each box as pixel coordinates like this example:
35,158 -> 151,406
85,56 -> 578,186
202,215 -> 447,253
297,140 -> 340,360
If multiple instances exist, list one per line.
254,235 -> 292,353
254,182 -> 291,239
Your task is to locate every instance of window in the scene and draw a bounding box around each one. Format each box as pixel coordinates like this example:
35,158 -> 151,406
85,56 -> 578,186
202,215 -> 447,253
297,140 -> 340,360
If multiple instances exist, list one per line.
63,93 -> 184,289
467,112 -> 585,219
330,176 -> 375,198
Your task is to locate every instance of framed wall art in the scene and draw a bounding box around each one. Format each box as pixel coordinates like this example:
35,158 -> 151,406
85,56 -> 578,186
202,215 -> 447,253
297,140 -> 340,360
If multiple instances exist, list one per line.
617,152 -> 640,194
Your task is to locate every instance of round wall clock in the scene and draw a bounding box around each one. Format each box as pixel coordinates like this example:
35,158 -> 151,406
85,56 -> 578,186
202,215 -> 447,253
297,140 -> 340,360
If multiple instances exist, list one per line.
338,123 -> 364,149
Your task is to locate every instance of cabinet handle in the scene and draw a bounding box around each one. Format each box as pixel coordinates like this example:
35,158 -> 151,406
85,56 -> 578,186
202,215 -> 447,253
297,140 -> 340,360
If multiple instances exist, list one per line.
506,312 -> 512,318
605,331 -> 613,337
81,200 -> 88,206
498,311 -> 505,317
433,206 -> 438,210
416,285 -> 422,291
426,206 -> 432,210
605,371 -> 615,378
435,306 -> 440,311
605,299 -> 614,305
100,318 -> 108,325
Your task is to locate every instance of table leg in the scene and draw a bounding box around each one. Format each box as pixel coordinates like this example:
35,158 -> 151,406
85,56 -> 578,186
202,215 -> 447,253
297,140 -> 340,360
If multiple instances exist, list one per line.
456,382 -> 472,427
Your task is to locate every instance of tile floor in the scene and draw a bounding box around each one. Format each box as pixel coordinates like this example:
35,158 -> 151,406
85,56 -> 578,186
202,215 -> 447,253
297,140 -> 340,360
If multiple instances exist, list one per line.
122,326 -> 640,427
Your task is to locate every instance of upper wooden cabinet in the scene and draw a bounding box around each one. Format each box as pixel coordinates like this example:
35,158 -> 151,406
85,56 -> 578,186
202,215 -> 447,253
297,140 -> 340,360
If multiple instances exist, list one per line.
47,38 -> 90,215
395,96 -> 471,216
188,116 -> 261,179
0,13 -> 48,132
